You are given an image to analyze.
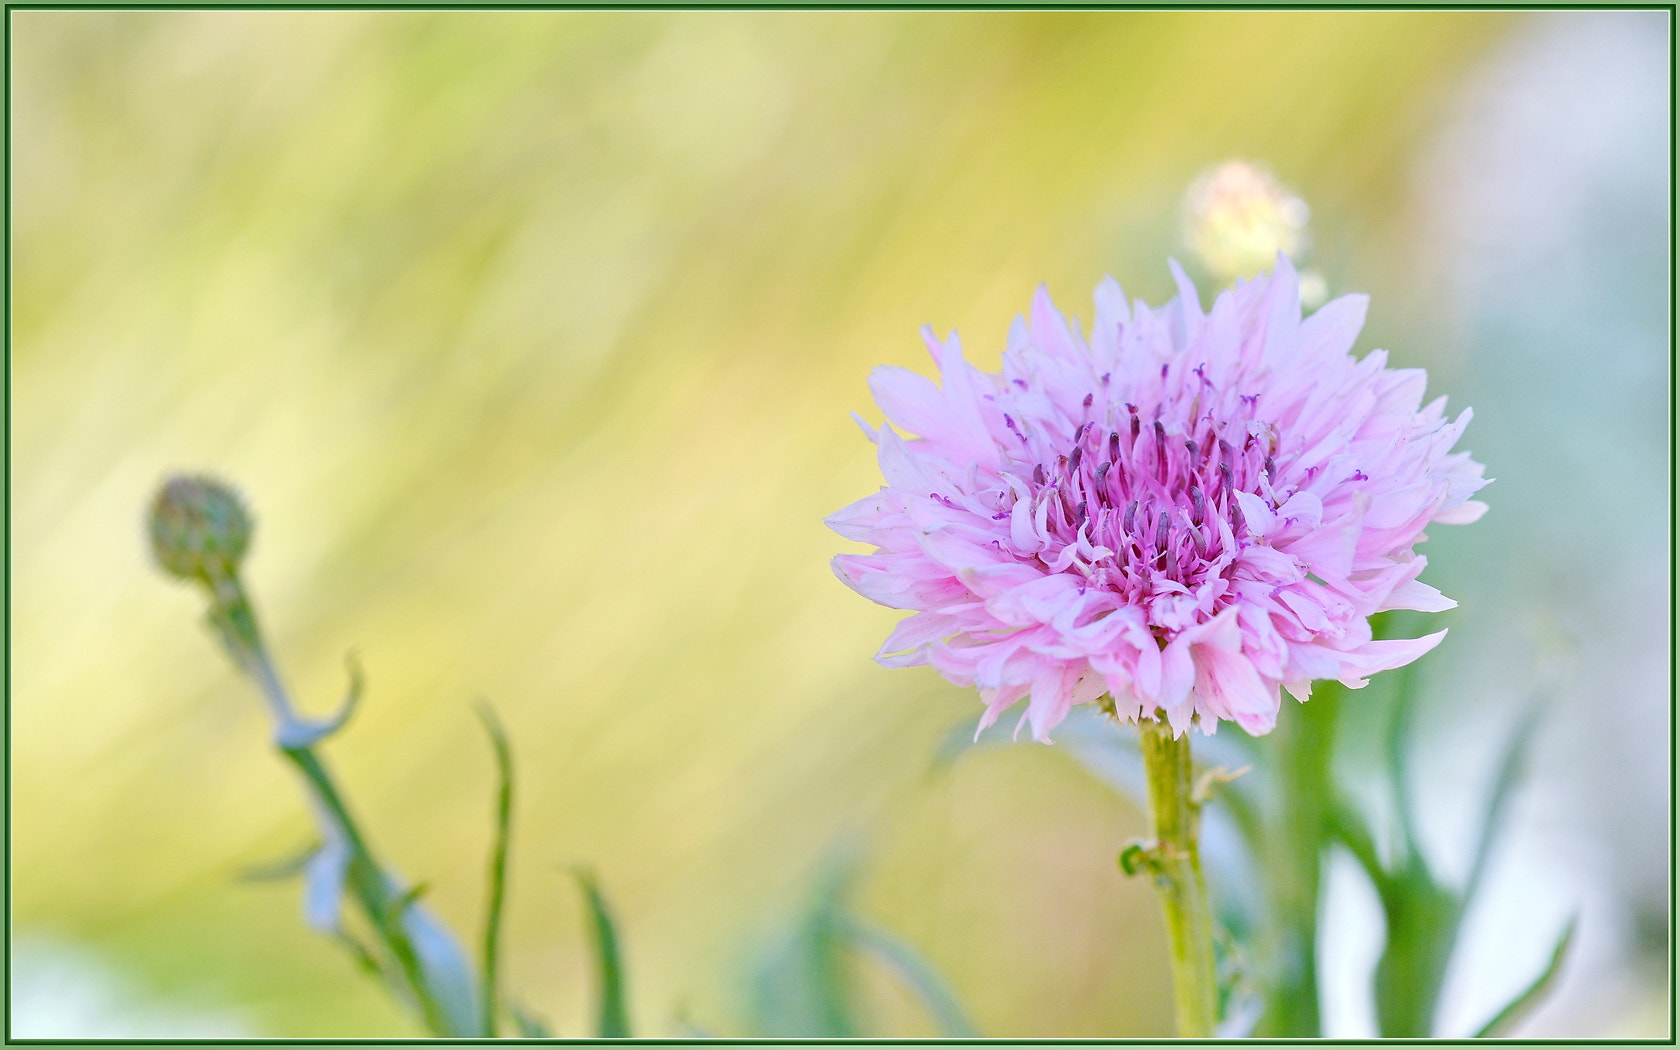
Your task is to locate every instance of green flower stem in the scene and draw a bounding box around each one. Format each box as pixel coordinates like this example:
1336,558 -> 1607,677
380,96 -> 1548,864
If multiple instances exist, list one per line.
1137,718 -> 1219,1038
211,572 -> 475,1038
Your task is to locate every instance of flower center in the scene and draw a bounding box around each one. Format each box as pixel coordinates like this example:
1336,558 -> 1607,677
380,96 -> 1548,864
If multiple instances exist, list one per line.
1007,398 -> 1280,615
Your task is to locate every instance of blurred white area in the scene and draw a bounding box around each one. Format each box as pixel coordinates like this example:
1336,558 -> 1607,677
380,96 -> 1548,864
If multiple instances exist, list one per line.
1320,10 -> 1670,1038
11,937 -> 253,1038
1318,848 -> 1384,1038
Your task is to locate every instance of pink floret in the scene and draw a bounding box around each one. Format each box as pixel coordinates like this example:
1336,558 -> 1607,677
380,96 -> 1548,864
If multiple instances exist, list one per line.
828,259 -> 1487,742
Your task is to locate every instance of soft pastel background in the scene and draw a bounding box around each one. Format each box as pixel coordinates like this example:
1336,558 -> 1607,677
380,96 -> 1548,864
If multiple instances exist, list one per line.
10,10 -> 1670,1039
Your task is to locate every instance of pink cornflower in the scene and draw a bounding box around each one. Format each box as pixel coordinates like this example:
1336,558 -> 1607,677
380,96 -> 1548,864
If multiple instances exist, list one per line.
828,260 -> 1486,741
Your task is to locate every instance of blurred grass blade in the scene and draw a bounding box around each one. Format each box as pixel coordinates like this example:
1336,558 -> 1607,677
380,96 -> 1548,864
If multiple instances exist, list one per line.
841,917 -> 977,1037
1464,698 -> 1545,905
748,855 -> 858,1037
1472,917 -> 1576,1038
333,929 -> 387,981
574,868 -> 632,1038
507,1002 -> 553,1038
237,840 -> 321,882
475,702 -> 515,1038
1325,800 -> 1388,894
1384,660 -> 1423,863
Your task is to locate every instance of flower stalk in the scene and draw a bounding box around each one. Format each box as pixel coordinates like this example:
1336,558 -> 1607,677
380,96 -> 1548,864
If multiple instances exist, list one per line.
1136,717 -> 1219,1038
149,477 -> 480,1037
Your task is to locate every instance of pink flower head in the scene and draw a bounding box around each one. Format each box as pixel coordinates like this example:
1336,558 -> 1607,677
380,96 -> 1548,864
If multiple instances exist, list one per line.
828,260 -> 1487,741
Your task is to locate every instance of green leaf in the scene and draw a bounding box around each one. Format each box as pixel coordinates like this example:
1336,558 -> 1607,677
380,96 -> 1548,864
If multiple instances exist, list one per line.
475,701 -> 515,1038
390,880 -> 430,918
332,929 -> 387,980
275,651 -> 364,749
507,1002 -> 553,1038
237,840 -> 321,882
1370,867 -> 1461,1037
1384,660 -> 1424,866
746,854 -> 858,1038
573,868 -> 632,1038
1472,917 -> 1576,1038
1464,697 -> 1546,905
839,917 -> 978,1037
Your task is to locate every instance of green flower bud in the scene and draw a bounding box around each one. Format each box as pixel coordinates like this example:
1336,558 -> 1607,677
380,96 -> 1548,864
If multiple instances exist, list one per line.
147,474 -> 253,583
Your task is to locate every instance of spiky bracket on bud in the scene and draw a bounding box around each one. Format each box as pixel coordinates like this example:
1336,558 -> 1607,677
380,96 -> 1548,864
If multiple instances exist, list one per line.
148,474 -> 252,584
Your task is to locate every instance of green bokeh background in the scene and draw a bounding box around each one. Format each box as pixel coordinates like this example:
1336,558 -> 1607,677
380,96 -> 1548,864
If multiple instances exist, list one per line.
11,10 -> 1669,1038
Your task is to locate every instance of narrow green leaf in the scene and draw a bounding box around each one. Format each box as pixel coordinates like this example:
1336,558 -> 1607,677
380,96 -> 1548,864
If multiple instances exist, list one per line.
1384,659 -> 1424,865
390,880 -> 430,918
1324,799 -> 1390,895
475,701 -> 515,1038
507,1002 -> 553,1038
573,868 -> 632,1038
332,929 -> 387,980
1472,917 -> 1576,1038
1371,869 -> 1460,1037
747,854 -> 859,1038
237,840 -> 321,882
1464,697 -> 1546,906
840,917 -> 978,1037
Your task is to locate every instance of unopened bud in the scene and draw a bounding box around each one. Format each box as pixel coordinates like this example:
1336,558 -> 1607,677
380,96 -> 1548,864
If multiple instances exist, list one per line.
1183,160 -> 1310,284
148,474 -> 252,583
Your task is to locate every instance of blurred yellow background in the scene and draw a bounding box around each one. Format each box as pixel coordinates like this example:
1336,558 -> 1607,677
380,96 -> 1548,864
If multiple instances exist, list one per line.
11,10 -> 1669,1038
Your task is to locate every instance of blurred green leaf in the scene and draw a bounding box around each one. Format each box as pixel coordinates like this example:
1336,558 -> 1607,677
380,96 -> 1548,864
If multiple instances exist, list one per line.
747,855 -> 858,1038
1371,863 -> 1461,1038
840,916 -> 978,1038
1384,658 -> 1424,862
1472,917 -> 1575,1038
475,702 -> 515,1037
332,929 -> 387,981
573,868 -> 632,1038
507,1002 -> 553,1038
237,841 -> 321,882
1464,697 -> 1546,905
1249,681 -> 1338,1038
747,849 -> 977,1038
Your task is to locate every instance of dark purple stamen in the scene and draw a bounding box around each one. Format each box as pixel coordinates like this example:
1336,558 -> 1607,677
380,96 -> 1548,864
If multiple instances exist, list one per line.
1124,499 -> 1139,535
1067,445 -> 1083,476
1082,392 -> 1094,410
1155,511 -> 1170,552
1032,463 -> 1045,486
1190,485 -> 1205,525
